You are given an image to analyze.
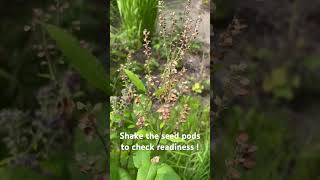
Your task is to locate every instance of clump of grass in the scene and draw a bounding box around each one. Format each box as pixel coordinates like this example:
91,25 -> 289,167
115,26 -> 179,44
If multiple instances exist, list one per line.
116,0 -> 158,48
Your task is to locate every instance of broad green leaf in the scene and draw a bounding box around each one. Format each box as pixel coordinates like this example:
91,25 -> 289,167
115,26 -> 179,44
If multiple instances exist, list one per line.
118,168 -> 132,180
133,150 -> 151,168
137,163 -> 158,180
155,163 -> 181,180
124,69 -> 146,92
45,24 -> 109,95
146,164 -> 159,180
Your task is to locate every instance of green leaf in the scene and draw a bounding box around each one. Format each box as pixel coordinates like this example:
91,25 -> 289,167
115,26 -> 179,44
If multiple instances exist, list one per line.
155,163 -> 181,180
118,168 -> 132,180
124,69 -> 146,92
45,24 -> 109,95
111,112 -> 122,123
155,86 -> 165,98
136,129 -> 149,138
110,152 -> 120,180
160,122 -> 165,129
167,137 -> 186,143
127,124 -> 136,129
146,164 -> 159,180
134,151 -> 158,180
133,150 -> 151,168
137,163 -> 158,180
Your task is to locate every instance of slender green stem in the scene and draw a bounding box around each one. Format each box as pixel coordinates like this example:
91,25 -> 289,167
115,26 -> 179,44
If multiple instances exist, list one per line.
94,124 -> 108,158
41,26 -> 56,82
156,127 -> 164,147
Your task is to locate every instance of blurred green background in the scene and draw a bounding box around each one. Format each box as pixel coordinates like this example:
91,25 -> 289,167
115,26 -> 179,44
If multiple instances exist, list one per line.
0,0 -> 108,179
213,0 -> 320,179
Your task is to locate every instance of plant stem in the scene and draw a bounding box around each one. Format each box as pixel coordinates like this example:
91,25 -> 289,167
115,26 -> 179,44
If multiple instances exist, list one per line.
41,26 -> 56,82
119,138 -> 123,165
94,125 -> 108,159
156,127 -> 164,147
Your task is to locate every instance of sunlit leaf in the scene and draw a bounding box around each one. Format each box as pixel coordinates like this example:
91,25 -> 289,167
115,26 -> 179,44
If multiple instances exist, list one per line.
124,69 -> 146,92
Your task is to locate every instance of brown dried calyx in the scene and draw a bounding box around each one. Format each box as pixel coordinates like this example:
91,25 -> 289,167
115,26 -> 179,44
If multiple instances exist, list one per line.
174,104 -> 191,132
157,104 -> 171,121
136,116 -> 146,128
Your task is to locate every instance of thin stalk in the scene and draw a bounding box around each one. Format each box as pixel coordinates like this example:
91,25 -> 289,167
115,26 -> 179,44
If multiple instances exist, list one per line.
41,26 -> 56,82
156,127 -> 164,147
94,124 -> 108,158
119,138 -> 123,165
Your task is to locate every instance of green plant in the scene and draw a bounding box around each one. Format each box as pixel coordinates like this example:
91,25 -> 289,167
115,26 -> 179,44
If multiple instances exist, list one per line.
45,24 -> 109,178
110,1 -> 209,179
116,0 -> 158,48
0,1 -> 109,178
0,0 -> 111,179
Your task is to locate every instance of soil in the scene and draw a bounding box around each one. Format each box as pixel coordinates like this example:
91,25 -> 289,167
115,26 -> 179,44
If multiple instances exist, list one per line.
165,0 -> 211,101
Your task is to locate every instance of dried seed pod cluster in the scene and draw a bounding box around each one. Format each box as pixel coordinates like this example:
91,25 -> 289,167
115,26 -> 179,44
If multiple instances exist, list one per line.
174,104 -> 191,131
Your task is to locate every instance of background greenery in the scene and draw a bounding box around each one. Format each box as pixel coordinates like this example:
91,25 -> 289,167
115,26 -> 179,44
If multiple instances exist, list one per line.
0,0 -> 108,179
213,0 -> 320,179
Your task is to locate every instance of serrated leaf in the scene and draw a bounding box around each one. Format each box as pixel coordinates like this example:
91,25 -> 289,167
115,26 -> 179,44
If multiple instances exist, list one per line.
124,69 -> 146,92
45,24 -> 109,95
